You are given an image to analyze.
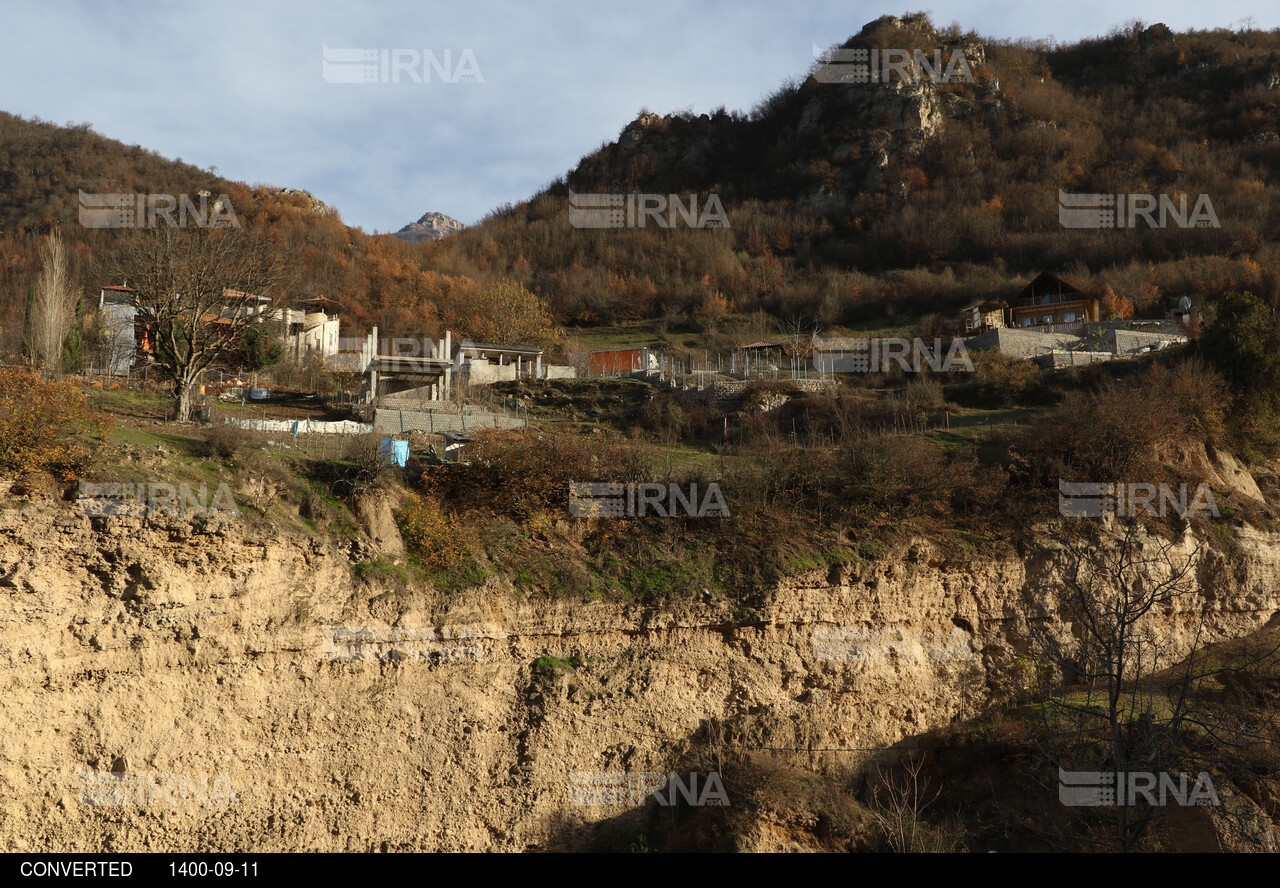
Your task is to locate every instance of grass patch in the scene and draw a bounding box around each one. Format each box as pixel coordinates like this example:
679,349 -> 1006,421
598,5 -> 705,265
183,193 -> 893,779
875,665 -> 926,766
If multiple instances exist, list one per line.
533,654 -> 583,675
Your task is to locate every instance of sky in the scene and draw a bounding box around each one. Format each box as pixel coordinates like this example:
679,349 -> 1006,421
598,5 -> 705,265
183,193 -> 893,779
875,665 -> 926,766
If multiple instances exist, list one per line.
1,1 -> 1276,234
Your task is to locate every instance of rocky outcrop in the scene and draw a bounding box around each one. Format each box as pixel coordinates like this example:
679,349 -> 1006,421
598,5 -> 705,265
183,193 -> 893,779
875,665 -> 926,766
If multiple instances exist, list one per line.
276,188 -> 336,218
580,16 -> 1002,216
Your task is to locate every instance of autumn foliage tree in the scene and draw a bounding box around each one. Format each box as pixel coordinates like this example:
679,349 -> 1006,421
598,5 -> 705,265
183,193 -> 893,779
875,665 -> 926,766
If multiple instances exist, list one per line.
0,364 -> 113,478
1099,285 -> 1135,320
451,279 -> 561,350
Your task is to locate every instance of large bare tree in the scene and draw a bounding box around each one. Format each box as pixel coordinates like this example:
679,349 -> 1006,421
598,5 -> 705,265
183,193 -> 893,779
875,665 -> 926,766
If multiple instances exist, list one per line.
29,229 -> 76,377
110,224 -> 285,421
1028,519 -> 1280,851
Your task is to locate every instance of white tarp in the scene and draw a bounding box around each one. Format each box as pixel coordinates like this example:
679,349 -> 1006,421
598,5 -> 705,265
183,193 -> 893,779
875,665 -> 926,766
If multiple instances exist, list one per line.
228,418 -> 371,435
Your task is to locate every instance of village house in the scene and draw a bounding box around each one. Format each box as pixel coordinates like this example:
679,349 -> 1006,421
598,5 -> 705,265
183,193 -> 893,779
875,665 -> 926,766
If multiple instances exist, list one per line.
283,297 -> 343,361
453,342 -> 544,385
962,272 -> 1100,335
1006,272 -> 1100,331
96,285 -> 141,376
962,272 -> 1186,366
93,286 -> 344,376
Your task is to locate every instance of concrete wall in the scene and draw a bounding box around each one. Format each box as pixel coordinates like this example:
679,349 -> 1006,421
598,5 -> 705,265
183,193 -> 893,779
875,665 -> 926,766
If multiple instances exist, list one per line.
459,359 -> 520,386
1032,351 -> 1114,370
379,386 -> 451,409
1092,318 -> 1187,335
457,360 -> 576,385
1105,329 -> 1186,355
966,328 -> 1081,359
374,407 -> 526,435
969,321 -> 1189,362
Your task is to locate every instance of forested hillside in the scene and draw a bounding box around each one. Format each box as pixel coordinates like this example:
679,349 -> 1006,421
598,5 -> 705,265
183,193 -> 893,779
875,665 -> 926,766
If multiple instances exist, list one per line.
3,14 -> 1280,354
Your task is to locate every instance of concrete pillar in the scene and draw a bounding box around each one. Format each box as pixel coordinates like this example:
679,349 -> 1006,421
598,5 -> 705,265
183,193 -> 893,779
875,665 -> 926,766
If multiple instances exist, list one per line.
367,325 -> 379,404
443,330 -> 452,401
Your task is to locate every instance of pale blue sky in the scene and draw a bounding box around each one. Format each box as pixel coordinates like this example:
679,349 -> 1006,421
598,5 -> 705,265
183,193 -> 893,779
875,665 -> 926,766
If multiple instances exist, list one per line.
0,1 -> 1274,232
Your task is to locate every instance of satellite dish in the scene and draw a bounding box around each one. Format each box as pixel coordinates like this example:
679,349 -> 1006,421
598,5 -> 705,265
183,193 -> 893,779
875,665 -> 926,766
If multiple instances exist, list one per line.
1177,296 -> 1192,310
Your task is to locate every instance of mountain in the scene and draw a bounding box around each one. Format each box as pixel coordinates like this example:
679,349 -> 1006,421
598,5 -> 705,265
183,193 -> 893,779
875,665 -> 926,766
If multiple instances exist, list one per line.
0,112 -> 485,353
5,12 -> 1280,350
393,211 -> 466,242
420,13 -> 1280,331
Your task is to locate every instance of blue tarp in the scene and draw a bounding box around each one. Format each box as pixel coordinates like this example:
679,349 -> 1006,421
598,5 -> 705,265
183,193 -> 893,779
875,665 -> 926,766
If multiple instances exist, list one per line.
380,438 -> 410,467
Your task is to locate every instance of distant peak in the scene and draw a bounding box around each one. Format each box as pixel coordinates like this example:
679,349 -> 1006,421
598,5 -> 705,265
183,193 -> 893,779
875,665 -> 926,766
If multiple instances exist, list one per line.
394,211 -> 466,242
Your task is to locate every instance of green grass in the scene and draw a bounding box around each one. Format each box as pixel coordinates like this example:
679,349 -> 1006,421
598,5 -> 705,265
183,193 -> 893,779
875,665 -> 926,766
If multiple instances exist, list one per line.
927,407 -> 1045,450
111,426 -> 205,455
86,386 -> 172,417
618,546 -> 723,601
563,320 -> 669,352
96,427 -> 227,490
533,654 -> 582,675
421,559 -> 491,593
354,559 -> 414,586
646,442 -> 729,473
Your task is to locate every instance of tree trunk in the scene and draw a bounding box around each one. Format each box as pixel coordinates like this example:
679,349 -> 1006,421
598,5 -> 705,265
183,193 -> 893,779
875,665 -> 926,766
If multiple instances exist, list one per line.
174,381 -> 195,422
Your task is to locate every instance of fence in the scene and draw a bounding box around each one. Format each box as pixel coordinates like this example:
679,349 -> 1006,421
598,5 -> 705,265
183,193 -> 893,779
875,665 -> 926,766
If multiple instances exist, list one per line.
585,348 -> 843,388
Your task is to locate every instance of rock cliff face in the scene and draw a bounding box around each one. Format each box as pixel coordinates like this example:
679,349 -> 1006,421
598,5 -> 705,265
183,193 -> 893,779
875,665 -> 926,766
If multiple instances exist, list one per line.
572,14 -> 1003,214
1,499 -> 1277,851
276,188 -> 336,218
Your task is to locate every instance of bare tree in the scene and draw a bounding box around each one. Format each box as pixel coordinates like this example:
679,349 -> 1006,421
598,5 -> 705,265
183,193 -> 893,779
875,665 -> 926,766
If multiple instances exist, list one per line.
110,224 -> 285,421
866,755 -> 959,852
1029,519 -> 1280,851
29,229 -> 76,377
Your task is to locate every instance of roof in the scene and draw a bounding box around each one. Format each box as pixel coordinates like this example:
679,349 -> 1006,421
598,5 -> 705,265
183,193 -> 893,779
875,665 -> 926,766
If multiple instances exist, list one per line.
1013,271 -> 1092,306
457,342 -> 544,356
301,296 -> 345,311
222,288 -> 271,304
739,340 -> 783,350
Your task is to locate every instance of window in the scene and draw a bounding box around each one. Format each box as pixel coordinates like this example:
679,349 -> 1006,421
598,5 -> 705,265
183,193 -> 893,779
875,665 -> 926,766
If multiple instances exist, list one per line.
1063,312 -> 1076,323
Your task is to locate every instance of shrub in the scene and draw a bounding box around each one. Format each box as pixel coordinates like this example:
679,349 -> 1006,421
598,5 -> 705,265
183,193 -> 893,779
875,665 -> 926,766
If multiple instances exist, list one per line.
1003,359 -> 1230,499
205,422 -> 251,463
0,364 -> 113,479
335,433 -> 394,497
840,435 -> 952,517
904,376 -> 946,413
968,350 -> 1042,407
397,492 -> 477,571
422,427 -> 653,520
